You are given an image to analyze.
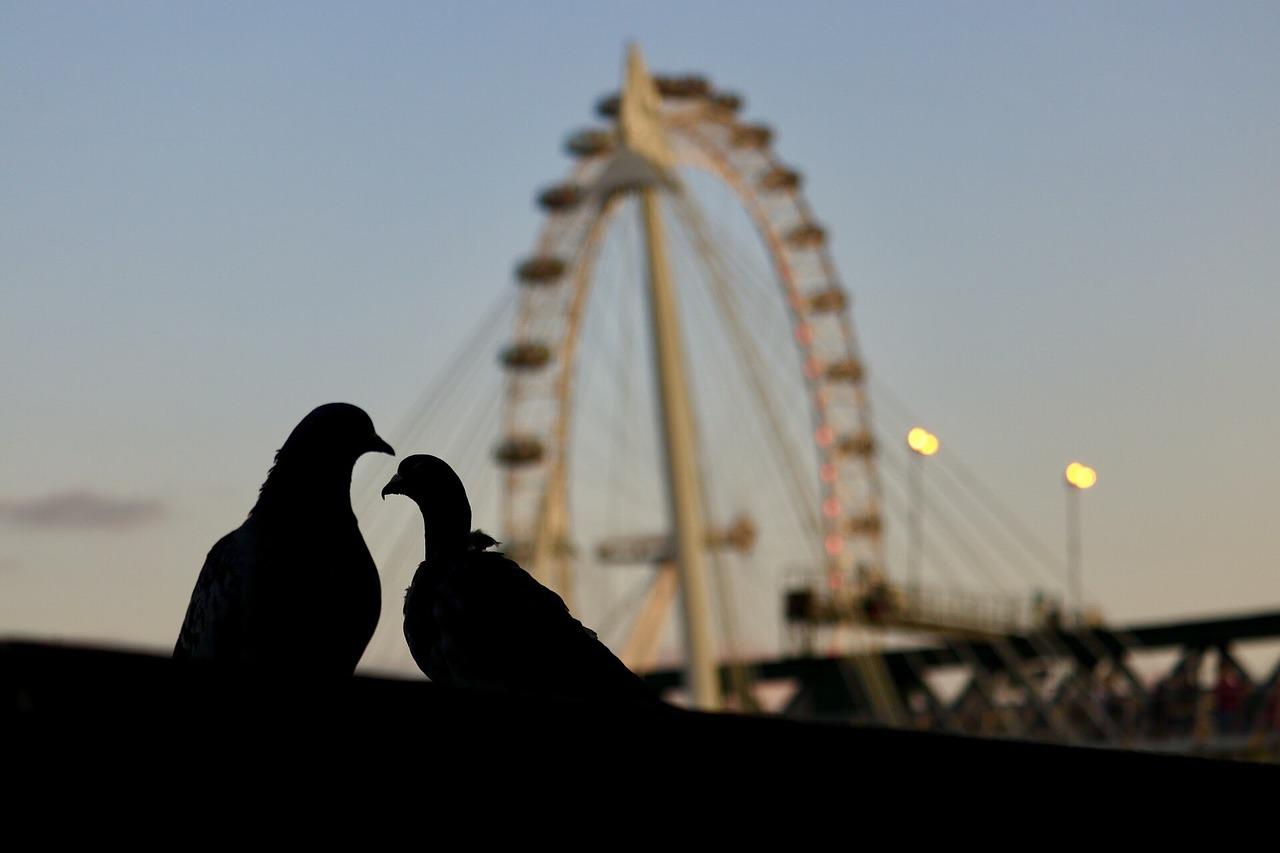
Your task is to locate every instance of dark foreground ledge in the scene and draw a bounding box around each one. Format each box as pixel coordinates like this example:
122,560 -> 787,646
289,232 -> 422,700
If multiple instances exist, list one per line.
2,640 -> 1270,791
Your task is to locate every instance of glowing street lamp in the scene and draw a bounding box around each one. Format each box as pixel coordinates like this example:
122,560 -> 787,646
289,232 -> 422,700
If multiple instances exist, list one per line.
907,427 -> 940,457
906,428 -> 940,593
1065,462 -> 1097,490
1064,461 -> 1097,627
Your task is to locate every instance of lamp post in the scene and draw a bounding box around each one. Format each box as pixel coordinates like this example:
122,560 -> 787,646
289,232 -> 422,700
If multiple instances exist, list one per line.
906,427 -> 940,596
1064,461 -> 1097,627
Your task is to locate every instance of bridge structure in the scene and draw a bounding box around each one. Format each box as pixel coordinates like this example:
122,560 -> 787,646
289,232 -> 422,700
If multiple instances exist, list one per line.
646,607 -> 1280,760
348,47 -> 1279,762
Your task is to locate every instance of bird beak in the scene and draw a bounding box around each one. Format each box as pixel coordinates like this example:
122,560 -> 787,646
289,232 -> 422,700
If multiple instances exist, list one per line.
369,435 -> 395,456
381,472 -> 405,501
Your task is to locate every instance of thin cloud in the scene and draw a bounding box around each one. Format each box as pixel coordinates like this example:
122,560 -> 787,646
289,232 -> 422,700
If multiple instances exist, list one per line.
0,491 -> 166,530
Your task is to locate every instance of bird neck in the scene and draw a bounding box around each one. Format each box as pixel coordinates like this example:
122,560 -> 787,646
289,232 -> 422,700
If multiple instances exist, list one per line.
251,455 -> 355,522
417,500 -> 471,563
422,526 -> 468,563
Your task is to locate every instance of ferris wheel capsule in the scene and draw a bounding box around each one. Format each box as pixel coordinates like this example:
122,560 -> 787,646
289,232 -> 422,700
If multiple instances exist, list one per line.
709,91 -> 743,113
824,357 -> 865,383
759,166 -> 801,192
515,255 -> 567,285
806,286 -> 847,314
730,123 -> 773,149
845,513 -> 883,536
494,435 -> 545,467
565,128 -> 613,158
837,430 -> 876,457
595,93 -> 621,119
537,183 -> 585,213
500,342 -> 552,371
786,222 -> 827,249
654,74 -> 711,98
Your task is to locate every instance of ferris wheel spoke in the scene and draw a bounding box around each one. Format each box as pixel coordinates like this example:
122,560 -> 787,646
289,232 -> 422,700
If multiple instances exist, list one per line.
870,382 -> 1076,603
875,437 -> 1014,592
617,566 -> 679,671
668,234 -> 821,569
669,196 -> 832,570
594,568 -> 666,648
669,191 -> 825,542
871,377 -> 1071,594
353,291 -> 515,514
672,193 -> 845,466
447,56 -> 900,705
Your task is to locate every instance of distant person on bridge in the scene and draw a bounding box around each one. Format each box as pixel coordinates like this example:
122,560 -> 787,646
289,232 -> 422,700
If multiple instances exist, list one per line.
1253,677 -> 1280,754
1213,656 -> 1248,735
382,454 -> 658,703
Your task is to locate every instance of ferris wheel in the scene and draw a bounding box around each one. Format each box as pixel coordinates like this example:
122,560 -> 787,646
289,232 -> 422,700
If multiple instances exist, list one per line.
354,47 -> 1117,736
490,47 -> 885,709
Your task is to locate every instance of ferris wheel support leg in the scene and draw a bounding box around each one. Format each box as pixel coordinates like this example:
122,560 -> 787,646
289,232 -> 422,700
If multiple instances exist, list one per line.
639,187 -> 722,711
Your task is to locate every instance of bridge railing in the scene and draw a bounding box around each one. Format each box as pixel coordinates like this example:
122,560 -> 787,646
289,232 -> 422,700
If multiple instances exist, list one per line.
784,580 -> 1056,638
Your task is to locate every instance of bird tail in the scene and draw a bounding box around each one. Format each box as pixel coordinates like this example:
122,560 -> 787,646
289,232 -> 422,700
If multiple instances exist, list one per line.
468,529 -> 500,551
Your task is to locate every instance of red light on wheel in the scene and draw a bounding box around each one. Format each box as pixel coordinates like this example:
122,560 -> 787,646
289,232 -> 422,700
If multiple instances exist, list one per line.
825,534 -> 844,556
822,497 -> 841,518
815,425 -> 834,447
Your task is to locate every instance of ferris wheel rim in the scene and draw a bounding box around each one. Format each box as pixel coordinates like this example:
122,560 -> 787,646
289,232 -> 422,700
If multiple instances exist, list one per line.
497,90 -> 885,620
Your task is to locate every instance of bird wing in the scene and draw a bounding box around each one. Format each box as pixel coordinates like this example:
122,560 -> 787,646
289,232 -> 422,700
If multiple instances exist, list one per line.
173,527 -> 254,661
448,551 -> 654,700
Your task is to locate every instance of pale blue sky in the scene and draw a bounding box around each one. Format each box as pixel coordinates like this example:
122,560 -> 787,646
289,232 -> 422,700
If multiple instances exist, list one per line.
2,2 -> 1278,667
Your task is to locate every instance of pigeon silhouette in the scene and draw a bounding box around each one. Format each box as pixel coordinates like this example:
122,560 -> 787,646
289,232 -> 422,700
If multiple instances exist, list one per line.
174,403 -> 394,675
383,454 -> 656,702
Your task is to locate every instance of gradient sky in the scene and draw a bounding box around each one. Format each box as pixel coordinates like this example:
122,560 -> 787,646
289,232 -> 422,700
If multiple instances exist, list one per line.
2,2 -> 1278,671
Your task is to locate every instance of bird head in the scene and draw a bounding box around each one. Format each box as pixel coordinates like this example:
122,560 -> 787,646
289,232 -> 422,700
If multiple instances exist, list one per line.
381,454 -> 472,552
280,403 -> 395,464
